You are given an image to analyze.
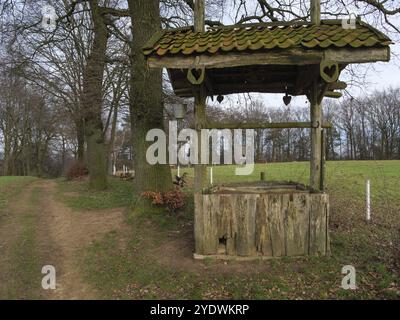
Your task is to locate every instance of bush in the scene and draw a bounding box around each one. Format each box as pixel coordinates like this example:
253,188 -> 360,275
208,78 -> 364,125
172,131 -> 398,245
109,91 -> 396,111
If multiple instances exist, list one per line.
141,187 -> 186,213
65,161 -> 88,180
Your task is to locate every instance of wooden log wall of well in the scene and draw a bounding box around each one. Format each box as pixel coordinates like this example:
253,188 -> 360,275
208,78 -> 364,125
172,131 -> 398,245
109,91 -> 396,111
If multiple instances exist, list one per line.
194,192 -> 330,258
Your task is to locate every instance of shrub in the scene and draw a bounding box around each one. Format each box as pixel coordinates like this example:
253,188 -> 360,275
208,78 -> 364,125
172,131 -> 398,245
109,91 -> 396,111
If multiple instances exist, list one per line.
65,161 -> 88,180
141,187 -> 186,213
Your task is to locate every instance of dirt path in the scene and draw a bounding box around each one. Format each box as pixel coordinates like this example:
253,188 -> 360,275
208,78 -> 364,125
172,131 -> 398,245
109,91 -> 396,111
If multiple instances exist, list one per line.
0,179 -> 125,300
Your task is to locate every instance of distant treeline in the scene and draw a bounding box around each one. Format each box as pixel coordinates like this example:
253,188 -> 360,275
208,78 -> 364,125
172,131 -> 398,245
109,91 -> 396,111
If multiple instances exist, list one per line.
203,88 -> 400,162
1,72 -> 399,177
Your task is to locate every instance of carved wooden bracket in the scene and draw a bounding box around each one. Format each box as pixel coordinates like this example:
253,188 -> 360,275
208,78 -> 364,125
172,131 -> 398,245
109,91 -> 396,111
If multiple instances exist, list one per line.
187,67 -> 205,85
325,91 -> 342,99
320,60 -> 339,83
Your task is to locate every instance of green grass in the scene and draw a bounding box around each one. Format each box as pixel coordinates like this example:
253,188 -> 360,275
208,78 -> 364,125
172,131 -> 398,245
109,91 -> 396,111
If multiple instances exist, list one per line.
0,176 -> 37,214
0,180 -> 43,299
55,161 -> 400,299
56,177 -> 135,211
176,160 -> 400,205
7,187 -> 43,299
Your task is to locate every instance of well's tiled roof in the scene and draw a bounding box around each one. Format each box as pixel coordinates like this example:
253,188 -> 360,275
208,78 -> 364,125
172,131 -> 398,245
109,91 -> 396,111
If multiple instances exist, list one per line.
143,20 -> 392,57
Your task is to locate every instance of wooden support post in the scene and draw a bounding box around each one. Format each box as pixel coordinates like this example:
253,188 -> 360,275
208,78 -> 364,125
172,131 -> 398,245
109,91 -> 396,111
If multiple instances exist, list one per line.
310,81 -> 322,191
194,0 -> 205,32
194,86 -> 207,254
320,129 -> 326,191
194,87 -> 207,192
193,0 -> 206,255
311,0 -> 321,25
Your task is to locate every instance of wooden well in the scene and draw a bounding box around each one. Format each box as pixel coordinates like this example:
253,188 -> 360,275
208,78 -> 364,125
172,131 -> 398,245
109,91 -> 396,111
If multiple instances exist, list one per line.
194,182 -> 330,259
143,0 -> 391,261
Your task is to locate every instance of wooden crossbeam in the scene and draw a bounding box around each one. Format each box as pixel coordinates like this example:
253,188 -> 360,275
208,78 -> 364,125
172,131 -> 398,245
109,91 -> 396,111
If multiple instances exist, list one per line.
204,121 -> 333,130
147,48 -> 390,69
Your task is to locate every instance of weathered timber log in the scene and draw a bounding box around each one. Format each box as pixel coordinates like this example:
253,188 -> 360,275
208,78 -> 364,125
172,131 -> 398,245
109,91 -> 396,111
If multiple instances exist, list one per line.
309,193 -> 329,255
196,188 -> 329,258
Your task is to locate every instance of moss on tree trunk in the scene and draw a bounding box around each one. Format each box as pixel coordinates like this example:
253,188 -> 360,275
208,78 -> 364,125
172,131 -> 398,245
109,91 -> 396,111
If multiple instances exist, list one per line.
75,116 -> 85,163
81,0 -> 108,190
129,0 -> 172,193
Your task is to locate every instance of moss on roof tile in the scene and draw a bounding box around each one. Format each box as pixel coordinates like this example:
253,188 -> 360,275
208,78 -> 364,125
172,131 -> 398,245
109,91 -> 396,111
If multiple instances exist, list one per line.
143,20 -> 392,57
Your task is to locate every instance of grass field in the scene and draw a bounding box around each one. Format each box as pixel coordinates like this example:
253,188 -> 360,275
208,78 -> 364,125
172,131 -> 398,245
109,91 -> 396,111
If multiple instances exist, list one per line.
56,160 -> 400,299
0,176 -> 42,299
56,177 -> 135,210
0,176 -> 37,214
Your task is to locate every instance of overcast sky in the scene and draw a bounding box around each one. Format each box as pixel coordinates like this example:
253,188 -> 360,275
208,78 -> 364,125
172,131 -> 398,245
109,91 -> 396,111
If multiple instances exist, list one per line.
207,1 -> 400,109
368,43 -> 400,90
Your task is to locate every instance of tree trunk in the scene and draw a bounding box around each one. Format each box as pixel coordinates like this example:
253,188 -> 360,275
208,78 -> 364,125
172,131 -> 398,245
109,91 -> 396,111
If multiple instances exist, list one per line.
81,0 -> 108,190
128,0 -> 172,193
3,134 -> 10,175
76,116 -> 85,163
36,143 -> 44,178
107,102 -> 118,175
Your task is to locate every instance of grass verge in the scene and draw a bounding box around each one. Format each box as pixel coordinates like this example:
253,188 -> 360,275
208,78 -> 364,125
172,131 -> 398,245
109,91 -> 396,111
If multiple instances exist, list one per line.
0,176 -> 37,216
55,161 -> 400,299
56,177 -> 135,211
3,186 -> 42,299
